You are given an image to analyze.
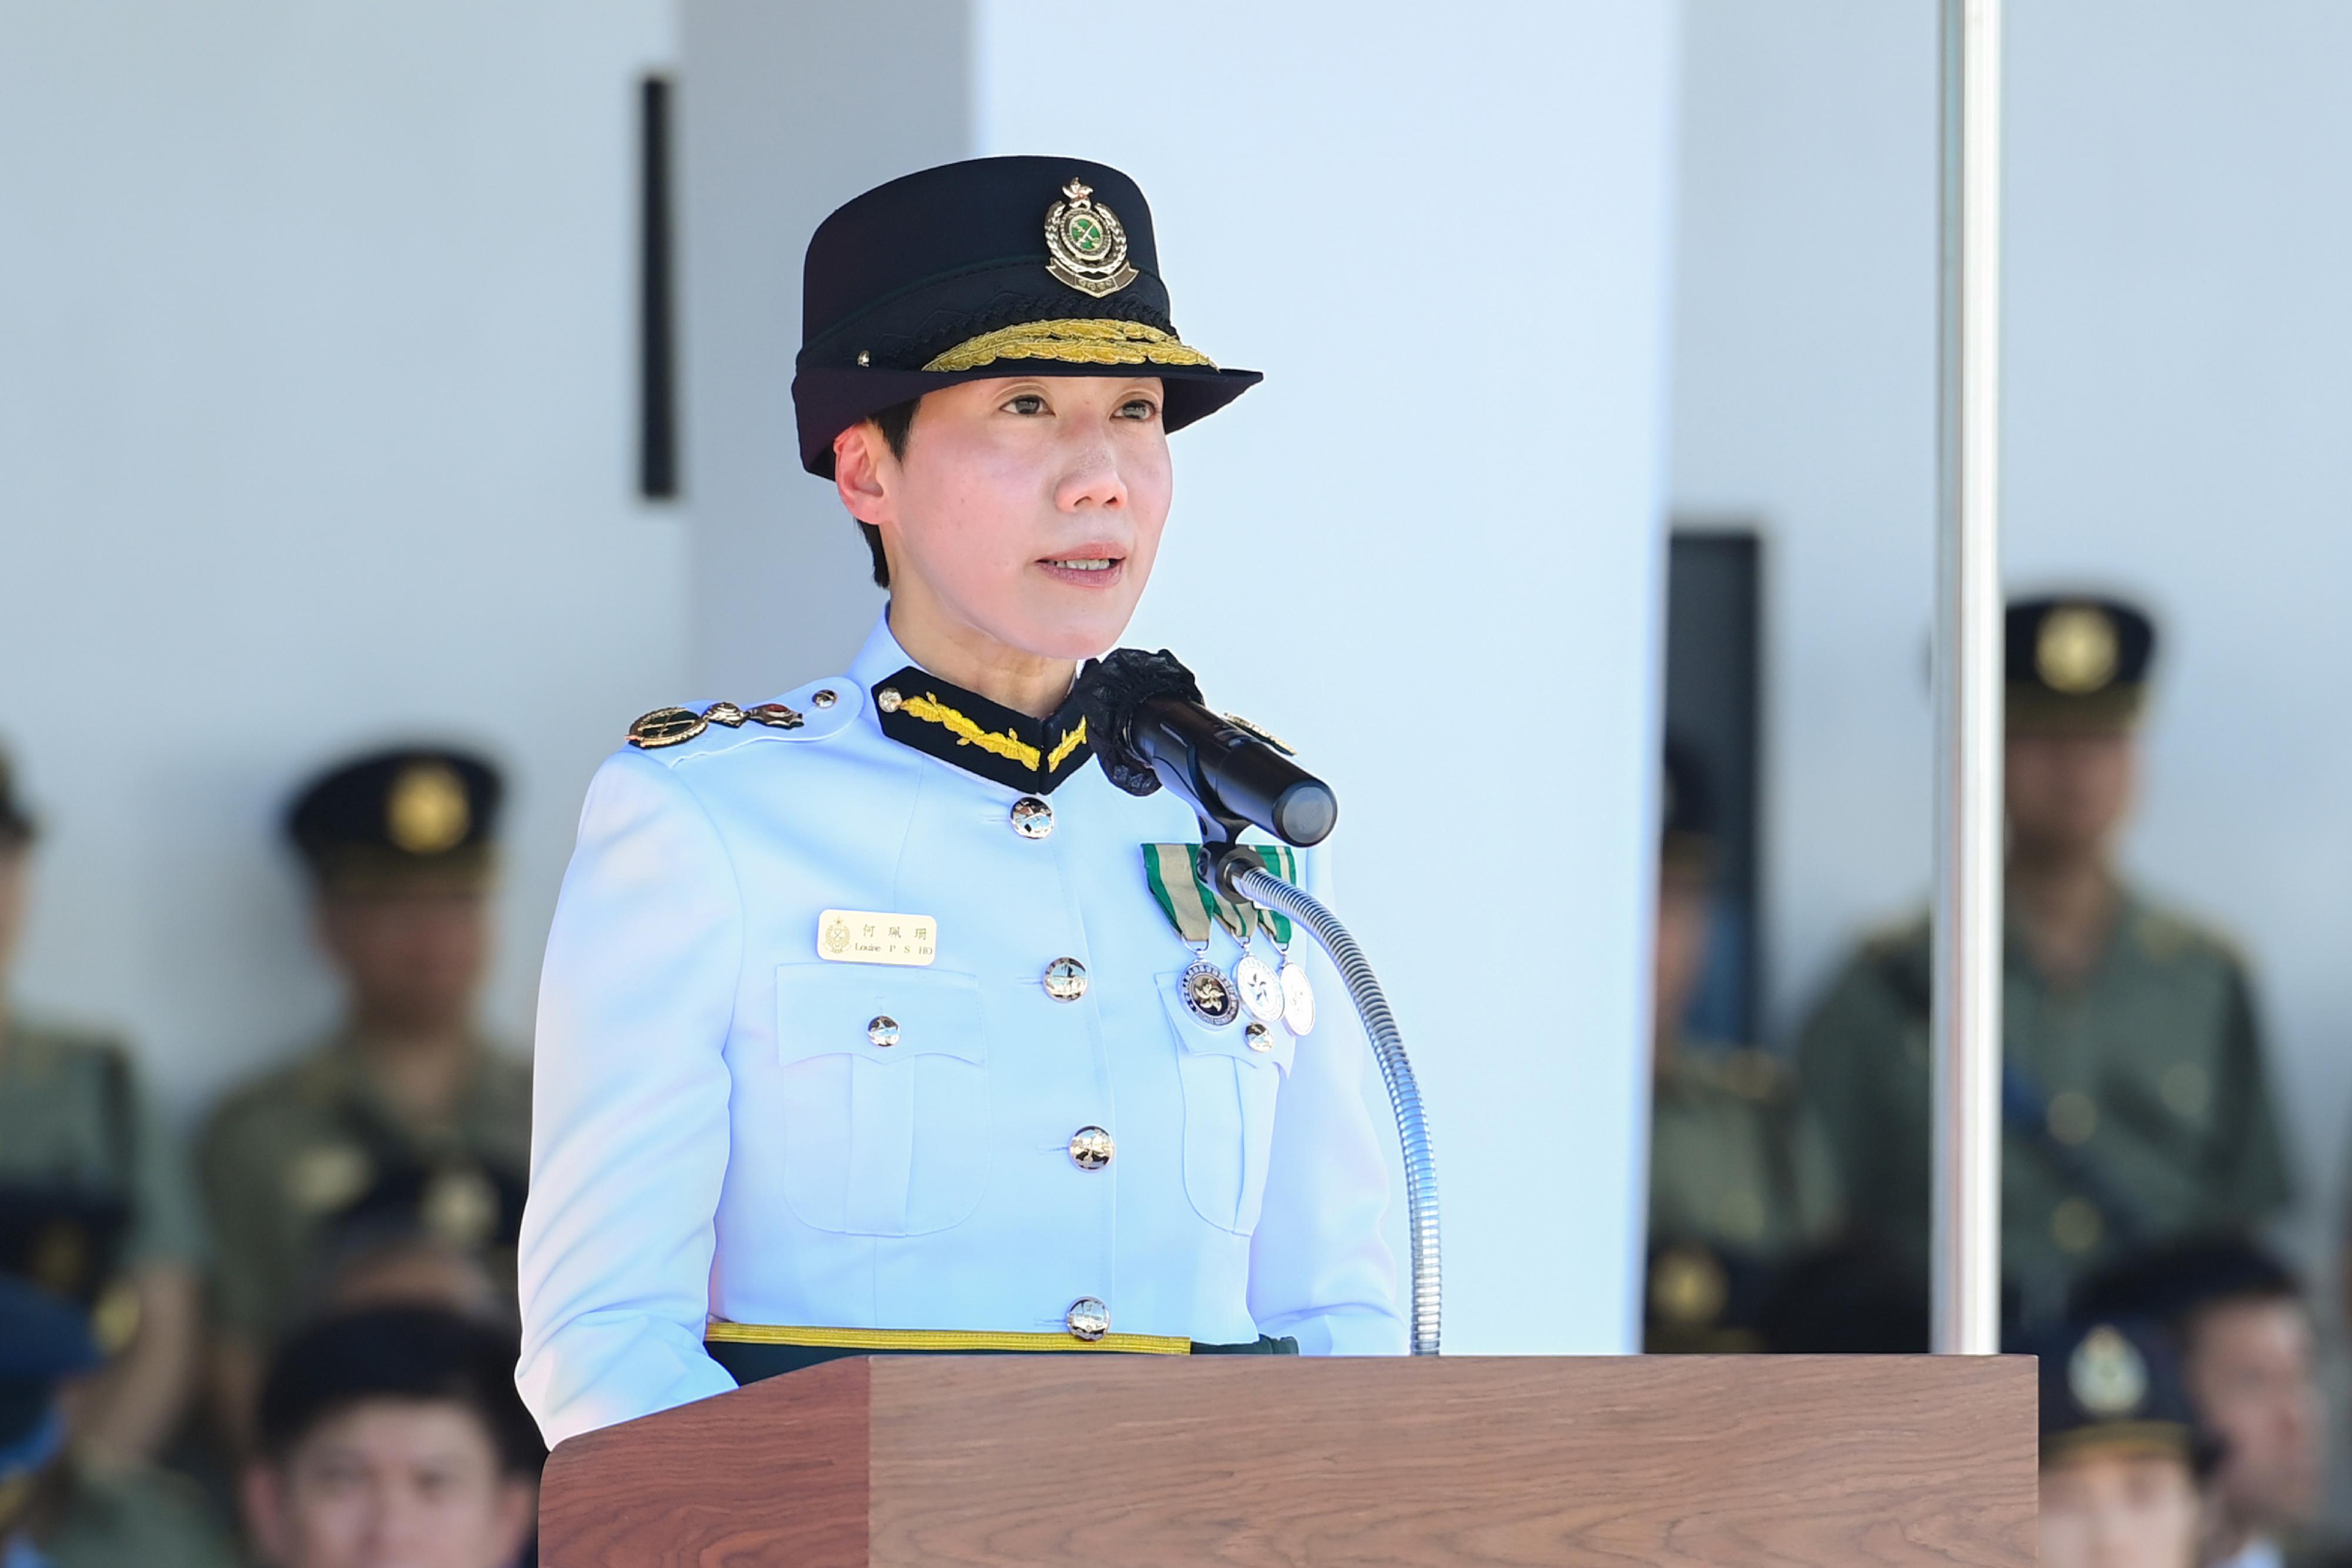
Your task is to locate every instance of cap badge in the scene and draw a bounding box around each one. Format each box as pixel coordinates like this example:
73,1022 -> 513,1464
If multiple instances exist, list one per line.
1044,179 -> 1138,299
386,763 -> 471,854
2036,604 -> 2120,694
2069,1324 -> 2149,1417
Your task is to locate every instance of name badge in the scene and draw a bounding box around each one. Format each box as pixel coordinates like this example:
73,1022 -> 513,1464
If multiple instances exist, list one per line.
817,909 -> 938,967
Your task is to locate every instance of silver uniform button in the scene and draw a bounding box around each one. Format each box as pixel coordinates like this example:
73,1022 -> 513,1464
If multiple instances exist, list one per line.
811,688 -> 837,708
876,687 -> 902,713
867,1015 -> 900,1048
1065,1297 -> 1110,1340
1068,1126 -> 1114,1170
1043,957 -> 1088,1001
1246,1021 -> 1273,1052
1010,795 -> 1054,839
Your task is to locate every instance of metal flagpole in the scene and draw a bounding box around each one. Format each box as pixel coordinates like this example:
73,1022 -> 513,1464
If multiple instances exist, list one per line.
1932,0 -> 2004,1356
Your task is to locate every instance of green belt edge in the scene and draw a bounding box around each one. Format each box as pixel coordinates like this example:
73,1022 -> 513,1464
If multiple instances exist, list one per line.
709,1333 -> 1299,1386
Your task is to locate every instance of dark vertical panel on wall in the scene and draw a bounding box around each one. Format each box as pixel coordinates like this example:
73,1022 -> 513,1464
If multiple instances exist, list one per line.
1665,526 -> 1764,1044
639,74 -> 679,500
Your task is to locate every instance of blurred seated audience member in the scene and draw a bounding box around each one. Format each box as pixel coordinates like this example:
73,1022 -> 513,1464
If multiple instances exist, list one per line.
1645,739 -> 1839,1352
0,1275 -> 239,1568
0,748 -> 205,1466
2033,1316 -> 2213,1568
310,1176 -> 517,1324
199,748 -> 529,1453
2074,1239 -> 2329,1568
243,1306 -> 540,1568
1799,596 -> 2291,1327
1753,1233 -> 1931,1354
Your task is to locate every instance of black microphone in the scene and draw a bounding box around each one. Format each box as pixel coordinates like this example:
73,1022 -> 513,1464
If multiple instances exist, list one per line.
1080,648 -> 1338,848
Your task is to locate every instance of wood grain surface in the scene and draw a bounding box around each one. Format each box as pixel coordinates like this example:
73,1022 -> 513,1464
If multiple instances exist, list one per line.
542,1355 -> 2037,1568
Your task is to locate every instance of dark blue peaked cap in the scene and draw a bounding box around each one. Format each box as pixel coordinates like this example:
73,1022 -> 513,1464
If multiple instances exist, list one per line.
0,1277 -> 100,1471
791,156 -> 1260,477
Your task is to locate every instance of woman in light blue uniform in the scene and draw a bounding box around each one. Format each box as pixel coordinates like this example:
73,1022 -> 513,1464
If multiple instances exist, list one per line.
516,156 -> 1401,1447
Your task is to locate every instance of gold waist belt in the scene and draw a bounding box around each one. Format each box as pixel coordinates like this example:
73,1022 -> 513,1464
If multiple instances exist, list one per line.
704,1322 -> 1192,1355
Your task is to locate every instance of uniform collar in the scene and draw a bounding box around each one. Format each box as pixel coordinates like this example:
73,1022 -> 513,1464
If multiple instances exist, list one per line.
851,613 -> 1096,796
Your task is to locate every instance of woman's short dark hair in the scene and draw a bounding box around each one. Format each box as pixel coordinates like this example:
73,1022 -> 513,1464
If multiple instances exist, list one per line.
855,397 -> 921,589
256,1305 -> 543,1477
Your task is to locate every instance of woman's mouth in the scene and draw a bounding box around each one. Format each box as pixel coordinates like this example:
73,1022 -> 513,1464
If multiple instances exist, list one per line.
1037,551 -> 1127,587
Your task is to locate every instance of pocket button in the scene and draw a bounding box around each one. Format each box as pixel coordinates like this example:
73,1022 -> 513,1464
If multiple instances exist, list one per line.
867,1015 -> 900,1048
1043,958 -> 1088,1001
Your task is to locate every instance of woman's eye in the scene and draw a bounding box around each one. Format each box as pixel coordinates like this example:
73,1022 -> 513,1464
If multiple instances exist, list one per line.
1002,393 -> 1048,416
1116,397 -> 1160,422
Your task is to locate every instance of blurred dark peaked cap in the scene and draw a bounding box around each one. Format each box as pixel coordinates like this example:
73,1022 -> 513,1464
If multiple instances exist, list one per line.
0,1275 -> 101,1476
288,747 -> 503,884
792,155 -> 1261,477
2006,594 -> 2156,730
2070,1235 -> 2301,1330
0,749 -> 32,845
2029,1316 -> 2213,1473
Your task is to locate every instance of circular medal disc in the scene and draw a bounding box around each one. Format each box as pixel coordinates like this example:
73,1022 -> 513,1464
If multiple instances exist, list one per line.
1233,954 -> 1286,1026
1180,959 -> 1240,1027
1280,961 -> 1317,1036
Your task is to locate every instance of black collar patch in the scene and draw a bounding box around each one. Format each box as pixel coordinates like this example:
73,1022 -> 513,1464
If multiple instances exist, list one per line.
871,667 -> 1094,795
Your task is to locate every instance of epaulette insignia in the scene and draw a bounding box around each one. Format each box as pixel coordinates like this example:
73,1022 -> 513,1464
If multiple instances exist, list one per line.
628,700 -> 806,751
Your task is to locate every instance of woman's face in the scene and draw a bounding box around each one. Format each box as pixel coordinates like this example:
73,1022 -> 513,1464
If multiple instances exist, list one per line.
836,375 -> 1172,663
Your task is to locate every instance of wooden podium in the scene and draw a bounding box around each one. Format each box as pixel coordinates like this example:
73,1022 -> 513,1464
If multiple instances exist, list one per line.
540,1355 -> 2035,1567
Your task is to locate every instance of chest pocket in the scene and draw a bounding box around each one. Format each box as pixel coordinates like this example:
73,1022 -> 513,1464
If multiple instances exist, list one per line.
773,964 -> 990,1237
1159,970 -> 1294,1235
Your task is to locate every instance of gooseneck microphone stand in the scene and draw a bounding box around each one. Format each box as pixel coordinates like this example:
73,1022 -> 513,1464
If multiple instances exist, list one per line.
1211,845 -> 1442,1358
1080,647 -> 1441,1356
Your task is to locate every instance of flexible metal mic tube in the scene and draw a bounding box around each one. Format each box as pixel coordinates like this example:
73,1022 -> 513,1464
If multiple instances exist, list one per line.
1232,866 -> 1440,1356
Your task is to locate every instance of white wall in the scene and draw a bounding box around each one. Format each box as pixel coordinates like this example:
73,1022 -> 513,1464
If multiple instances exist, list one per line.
679,0 -> 1683,1353
1673,0 -> 2352,1271
0,1 -> 683,1116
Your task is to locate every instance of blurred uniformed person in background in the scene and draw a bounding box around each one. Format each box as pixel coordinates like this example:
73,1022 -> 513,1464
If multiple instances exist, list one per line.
199,748 -> 528,1450
2076,1240 -> 2333,1568
2032,1315 -> 2213,1568
1644,739 -> 1839,1352
1799,596 -> 2291,1326
0,1275 -> 238,1568
0,748 -> 206,1467
240,1306 -> 540,1568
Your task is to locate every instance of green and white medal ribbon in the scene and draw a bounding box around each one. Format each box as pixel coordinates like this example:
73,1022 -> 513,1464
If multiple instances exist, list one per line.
1142,844 -> 1313,1034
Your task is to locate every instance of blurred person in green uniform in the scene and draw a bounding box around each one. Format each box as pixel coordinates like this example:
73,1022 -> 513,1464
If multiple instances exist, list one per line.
0,1274 -> 239,1568
1645,739 -> 1839,1352
0,749 -> 206,1467
198,749 -> 529,1453
1798,596 -> 2291,1326
2032,1314 -> 2213,1568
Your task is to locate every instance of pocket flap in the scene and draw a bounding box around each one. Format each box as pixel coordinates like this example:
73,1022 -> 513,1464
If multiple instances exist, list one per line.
1155,968 -> 1296,1075
775,963 -> 987,1067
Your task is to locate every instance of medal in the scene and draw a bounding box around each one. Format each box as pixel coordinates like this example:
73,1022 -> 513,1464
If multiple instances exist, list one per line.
1179,958 -> 1240,1027
1279,960 -> 1317,1036
1234,951 -> 1285,1026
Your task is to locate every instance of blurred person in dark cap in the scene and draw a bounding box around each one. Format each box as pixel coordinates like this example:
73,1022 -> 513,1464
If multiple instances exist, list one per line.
0,747 -> 207,1467
1644,738 -> 1839,1352
2075,1239 -> 2330,1568
198,748 -> 529,1452
242,1306 -> 539,1568
0,1275 -> 238,1568
2032,1315 -> 2214,1568
1799,596 -> 2290,1325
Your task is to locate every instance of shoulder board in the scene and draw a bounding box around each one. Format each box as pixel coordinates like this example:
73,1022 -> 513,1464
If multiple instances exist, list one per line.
2131,902 -> 2241,968
625,678 -> 861,751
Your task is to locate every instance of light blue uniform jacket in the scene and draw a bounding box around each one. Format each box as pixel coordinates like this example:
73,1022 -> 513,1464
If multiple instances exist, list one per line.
517,616 -> 1401,1445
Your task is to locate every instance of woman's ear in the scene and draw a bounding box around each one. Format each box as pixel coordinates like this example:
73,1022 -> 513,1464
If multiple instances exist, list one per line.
833,422 -> 893,527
